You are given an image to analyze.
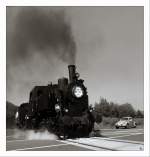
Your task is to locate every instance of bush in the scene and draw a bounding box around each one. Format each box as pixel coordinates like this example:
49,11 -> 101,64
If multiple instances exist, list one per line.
135,118 -> 144,126
92,110 -> 103,123
6,101 -> 17,128
136,110 -> 144,118
101,117 -> 119,128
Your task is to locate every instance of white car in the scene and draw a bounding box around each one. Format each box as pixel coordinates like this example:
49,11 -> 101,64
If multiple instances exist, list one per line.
115,117 -> 137,129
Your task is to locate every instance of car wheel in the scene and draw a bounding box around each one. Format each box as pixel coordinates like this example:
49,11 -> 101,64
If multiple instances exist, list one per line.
116,126 -> 119,129
133,122 -> 137,128
125,124 -> 129,129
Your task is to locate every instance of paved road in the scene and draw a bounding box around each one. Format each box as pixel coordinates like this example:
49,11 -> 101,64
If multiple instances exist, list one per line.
100,128 -> 144,142
6,128 -> 144,151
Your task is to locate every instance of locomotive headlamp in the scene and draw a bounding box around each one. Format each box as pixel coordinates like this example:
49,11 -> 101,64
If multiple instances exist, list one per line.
65,108 -> 69,112
72,86 -> 84,98
55,104 -> 61,112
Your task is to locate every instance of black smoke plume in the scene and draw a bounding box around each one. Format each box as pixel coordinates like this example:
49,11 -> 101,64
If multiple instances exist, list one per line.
8,7 -> 76,64
7,7 -> 76,106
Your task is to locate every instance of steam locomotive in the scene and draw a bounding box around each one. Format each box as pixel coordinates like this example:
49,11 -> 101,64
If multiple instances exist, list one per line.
15,65 -> 95,139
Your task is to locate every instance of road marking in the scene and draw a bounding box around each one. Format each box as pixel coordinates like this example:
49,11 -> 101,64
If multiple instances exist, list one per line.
10,143 -> 69,151
101,129 -> 143,133
7,139 -> 29,142
100,129 -> 143,131
7,135 -> 25,138
109,133 -> 144,139
102,131 -> 143,136
59,140 -> 108,151
101,130 -> 143,135
91,136 -> 144,144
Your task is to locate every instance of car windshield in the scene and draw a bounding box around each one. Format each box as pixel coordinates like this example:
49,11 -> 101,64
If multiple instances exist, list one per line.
121,117 -> 129,120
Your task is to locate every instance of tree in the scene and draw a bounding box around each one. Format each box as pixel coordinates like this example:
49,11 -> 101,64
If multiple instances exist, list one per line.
136,110 -> 144,118
94,98 -> 110,117
118,103 -> 136,118
94,97 -> 137,118
92,110 -> 103,123
109,102 -> 119,117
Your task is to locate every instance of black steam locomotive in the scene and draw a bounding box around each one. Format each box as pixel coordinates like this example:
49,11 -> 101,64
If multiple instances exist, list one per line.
15,65 -> 95,139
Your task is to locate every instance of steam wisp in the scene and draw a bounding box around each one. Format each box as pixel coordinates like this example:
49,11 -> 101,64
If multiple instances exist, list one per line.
13,129 -> 58,140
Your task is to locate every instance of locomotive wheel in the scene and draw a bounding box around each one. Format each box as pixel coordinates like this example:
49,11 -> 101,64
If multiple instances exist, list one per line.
58,134 -> 69,140
57,126 -> 69,140
57,123 -> 70,140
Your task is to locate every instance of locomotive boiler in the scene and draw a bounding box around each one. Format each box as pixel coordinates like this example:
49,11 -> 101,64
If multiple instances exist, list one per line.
15,65 -> 95,139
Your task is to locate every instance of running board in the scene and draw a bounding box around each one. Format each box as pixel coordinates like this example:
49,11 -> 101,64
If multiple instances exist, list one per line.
67,137 -> 144,151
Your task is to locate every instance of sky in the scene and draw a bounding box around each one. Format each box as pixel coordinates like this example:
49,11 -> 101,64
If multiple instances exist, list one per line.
6,6 -> 144,110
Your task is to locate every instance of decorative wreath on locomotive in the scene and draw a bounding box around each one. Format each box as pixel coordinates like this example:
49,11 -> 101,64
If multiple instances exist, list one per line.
15,65 -> 95,139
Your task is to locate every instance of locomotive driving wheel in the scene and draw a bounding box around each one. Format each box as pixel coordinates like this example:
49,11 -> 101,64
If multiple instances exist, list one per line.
57,124 -> 69,140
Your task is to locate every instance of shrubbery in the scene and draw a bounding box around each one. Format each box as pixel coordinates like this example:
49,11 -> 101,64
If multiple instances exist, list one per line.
6,101 -> 17,128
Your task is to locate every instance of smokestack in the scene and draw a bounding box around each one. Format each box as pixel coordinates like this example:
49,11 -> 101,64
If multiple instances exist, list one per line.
68,65 -> 76,83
